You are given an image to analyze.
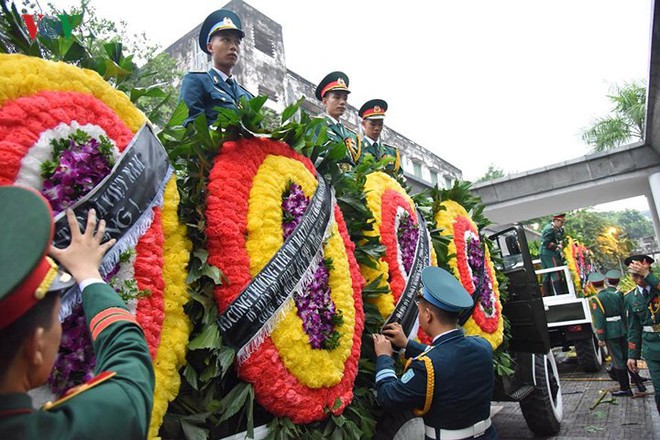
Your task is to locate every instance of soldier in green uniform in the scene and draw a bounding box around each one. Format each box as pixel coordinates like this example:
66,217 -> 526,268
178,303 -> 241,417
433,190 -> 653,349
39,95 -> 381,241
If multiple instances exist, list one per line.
179,9 -> 254,125
625,254 -> 660,413
0,186 -> 154,438
374,267 -> 497,440
315,71 -> 361,165
357,99 -> 401,173
589,272 -> 645,395
539,214 -> 567,296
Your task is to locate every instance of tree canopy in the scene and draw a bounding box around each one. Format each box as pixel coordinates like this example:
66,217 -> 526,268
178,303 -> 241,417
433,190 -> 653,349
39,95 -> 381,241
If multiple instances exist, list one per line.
581,81 -> 646,152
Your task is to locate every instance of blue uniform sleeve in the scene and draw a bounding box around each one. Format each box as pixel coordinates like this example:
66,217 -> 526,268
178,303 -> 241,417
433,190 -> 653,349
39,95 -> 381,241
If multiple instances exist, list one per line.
404,340 -> 428,358
375,355 -> 427,411
179,73 -> 207,125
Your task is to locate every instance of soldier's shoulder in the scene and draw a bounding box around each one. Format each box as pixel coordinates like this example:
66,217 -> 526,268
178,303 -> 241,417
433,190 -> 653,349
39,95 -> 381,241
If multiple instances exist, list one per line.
41,371 -> 116,411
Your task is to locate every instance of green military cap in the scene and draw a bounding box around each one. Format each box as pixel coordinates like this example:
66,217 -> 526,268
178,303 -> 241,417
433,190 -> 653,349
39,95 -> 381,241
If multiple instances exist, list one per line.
588,272 -> 605,285
553,213 -> 566,220
315,71 -> 350,100
624,254 -> 655,266
359,99 -> 388,120
199,9 -> 245,54
0,186 -> 74,329
605,269 -> 622,280
420,266 -> 473,312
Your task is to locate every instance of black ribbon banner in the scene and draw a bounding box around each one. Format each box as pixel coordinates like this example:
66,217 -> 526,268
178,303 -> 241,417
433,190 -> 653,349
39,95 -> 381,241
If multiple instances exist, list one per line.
218,175 -> 333,353
383,210 -> 431,336
52,124 -> 171,255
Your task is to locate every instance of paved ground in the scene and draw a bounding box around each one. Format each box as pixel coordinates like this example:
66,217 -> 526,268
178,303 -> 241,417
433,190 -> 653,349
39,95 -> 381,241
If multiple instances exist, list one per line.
492,352 -> 659,440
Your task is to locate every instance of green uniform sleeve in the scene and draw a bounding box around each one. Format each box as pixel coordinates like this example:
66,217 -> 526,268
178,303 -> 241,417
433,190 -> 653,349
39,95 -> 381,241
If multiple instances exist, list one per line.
541,225 -> 557,251
644,272 -> 660,293
81,282 -> 155,438
625,294 -> 642,359
590,296 -> 606,341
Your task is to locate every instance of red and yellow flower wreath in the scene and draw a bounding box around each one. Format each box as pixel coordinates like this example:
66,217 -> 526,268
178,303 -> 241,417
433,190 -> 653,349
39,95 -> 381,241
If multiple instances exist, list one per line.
434,200 -> 503,349
563,237 -> 590,296
0,54 -> 191,438
361,171 -> 437,318
205,137 -> 364,424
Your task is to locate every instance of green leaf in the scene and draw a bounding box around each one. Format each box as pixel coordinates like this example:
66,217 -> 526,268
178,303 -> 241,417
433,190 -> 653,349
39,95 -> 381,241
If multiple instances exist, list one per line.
183,364 -> 199,390
181,419 -> 209,440
188,323 -> 220,350
281,97 -> 304,123
217,382 -> 252,424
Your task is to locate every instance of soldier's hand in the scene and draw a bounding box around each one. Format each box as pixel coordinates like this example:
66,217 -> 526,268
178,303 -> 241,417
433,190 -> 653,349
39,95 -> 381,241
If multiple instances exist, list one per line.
629,261 -> 650,277
382,322 -> 408,349
627,359 -> 639,374
598,340 -> 606,347
49,209 -> 116,283
373,334 -> 393,357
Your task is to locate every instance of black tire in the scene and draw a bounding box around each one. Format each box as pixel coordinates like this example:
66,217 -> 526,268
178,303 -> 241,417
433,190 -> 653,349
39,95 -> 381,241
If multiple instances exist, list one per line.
373,410 -> 424,440
519,350 -> 563,435
574,334 -> 604,372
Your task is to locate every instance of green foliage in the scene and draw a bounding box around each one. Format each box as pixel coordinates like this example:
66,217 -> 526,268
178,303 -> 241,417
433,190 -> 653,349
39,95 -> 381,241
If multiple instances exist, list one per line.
0,0 -> 181,126
581,81 -> 646,152
475,163 -> 506,183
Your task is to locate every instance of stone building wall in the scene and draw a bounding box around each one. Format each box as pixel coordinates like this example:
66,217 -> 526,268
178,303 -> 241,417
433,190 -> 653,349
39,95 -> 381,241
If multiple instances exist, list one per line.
164,0 -> 462,190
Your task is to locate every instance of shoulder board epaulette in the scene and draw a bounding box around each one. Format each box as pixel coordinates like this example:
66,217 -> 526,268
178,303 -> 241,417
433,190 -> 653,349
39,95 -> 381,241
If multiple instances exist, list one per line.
624,288 -> 636,296
187,70 -> 208,74
42,371 -> 116,411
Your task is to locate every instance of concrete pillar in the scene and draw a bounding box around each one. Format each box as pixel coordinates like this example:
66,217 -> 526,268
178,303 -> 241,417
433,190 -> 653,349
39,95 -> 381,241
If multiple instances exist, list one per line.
648,172 -> 660,251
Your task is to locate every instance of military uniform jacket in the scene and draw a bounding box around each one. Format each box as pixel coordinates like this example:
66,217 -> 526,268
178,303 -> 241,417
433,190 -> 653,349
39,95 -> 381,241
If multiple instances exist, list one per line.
179,69 -> 254,125
625,273 -> 660,361
540,223 -> 563,258
0,283 -> 155,439
375,328 -> 493,431
360,138 -> 401,173
591,286 -> 626,340
323,115 -> 361,165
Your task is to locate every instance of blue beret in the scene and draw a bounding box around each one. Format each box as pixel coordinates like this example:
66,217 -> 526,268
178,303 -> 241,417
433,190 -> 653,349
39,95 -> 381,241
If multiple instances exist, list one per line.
420,266 -> 473,312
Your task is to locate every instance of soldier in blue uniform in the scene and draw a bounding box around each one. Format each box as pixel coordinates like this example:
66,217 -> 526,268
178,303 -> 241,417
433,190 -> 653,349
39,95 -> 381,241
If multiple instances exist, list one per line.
625,254 -> 660,413
357,99 -> 401,173
179,9 -> 254,125
0,186 -> 154,439
374,266 -> 497,440
315,71 -> 361,165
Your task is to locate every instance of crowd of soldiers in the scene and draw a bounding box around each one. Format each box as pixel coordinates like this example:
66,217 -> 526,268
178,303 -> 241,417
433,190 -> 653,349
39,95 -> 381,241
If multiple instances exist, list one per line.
179,9 -> 401,173
539,213 -> 660,414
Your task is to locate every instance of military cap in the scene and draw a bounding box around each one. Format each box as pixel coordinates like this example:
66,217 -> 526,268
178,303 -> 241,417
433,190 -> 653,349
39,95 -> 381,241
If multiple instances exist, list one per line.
553,213 -> 566,220
359,99 -> 388,120
419,266 -> 473,312
0,186 -> 74,329
315,71 -> 350,100
588,272 -> 605,286
199,9 -> 245,54
605,269 -> 622,280
624,254 -> 655,266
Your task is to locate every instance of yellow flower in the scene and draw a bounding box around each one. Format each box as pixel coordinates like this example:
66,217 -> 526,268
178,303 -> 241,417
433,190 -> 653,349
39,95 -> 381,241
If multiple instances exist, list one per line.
148,177 -> 192,439
361,171 -> 417,317
0,54 -> 145,132
563,237 -> 583,296
245,156 -> 355,388
434,200 -> 503,349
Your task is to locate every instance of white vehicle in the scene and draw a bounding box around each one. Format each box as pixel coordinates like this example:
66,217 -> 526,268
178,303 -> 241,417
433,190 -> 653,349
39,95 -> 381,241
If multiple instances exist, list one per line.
534,265 -> 605,372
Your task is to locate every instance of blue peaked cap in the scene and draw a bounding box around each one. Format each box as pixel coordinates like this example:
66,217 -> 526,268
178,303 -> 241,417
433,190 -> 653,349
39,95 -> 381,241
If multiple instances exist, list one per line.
420,266 -> 473,312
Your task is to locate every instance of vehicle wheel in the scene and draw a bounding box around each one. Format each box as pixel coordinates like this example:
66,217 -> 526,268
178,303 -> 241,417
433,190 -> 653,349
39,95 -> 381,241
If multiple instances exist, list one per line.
574,334 -> 604,372
519,350 -> 562,435
373,410 -> 424,440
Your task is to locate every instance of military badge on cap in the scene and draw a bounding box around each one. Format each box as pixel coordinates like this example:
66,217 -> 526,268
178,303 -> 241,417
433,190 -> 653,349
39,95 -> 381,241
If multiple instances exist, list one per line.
199,9 -> 245,54
359,99 -> 388,120
315,71 -> 351,100
419,266 -> 473,312
0,186 -> 75,329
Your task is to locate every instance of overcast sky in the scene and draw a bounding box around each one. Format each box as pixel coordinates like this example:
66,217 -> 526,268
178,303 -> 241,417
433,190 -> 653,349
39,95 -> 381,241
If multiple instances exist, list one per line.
49,0 -> 654,211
